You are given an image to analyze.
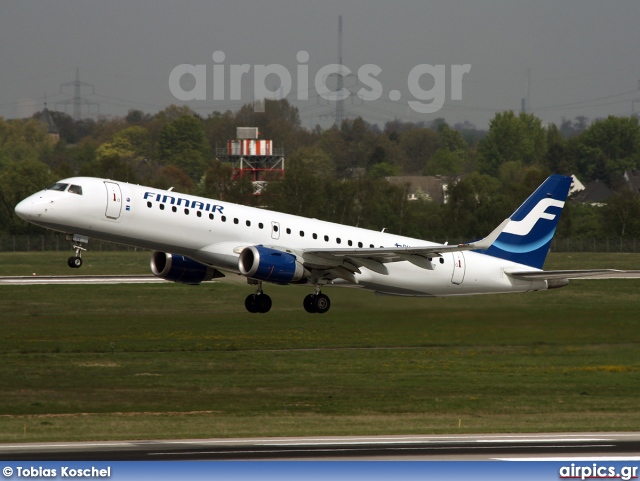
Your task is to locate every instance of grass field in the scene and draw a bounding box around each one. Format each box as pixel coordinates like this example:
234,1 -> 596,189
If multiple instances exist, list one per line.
1,251 -> 639,442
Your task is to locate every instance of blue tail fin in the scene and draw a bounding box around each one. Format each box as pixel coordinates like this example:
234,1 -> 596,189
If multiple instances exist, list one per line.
483,175 -> 572,269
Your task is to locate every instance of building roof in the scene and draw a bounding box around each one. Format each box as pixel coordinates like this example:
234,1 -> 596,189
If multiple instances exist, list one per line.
38,108 -> 59,135
624,170 -> 640,194
386,175 -> 448,203
572,180 -> 615,205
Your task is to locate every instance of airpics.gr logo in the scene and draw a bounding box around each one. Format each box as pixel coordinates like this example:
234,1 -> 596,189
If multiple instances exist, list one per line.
169,50 -> 471,114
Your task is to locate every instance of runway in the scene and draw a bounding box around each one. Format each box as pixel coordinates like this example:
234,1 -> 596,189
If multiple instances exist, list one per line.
0,275 -> 167,285
1,433 -> 640,461
2,271 -> 639,286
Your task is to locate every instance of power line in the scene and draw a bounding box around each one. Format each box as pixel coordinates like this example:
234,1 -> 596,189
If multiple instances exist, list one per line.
55,68 -> 99,120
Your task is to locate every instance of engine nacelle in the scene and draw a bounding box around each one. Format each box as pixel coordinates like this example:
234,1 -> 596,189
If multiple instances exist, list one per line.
150,252 -> 218,285
238,245 -> 307,284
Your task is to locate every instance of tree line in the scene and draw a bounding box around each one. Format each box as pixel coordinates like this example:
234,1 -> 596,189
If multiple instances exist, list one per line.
1,100 -> 640,241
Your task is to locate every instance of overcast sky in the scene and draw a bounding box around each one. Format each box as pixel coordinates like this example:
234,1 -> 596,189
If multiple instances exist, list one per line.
2,0 -> 640,130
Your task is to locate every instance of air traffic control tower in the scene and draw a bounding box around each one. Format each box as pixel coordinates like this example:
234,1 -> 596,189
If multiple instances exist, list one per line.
216,127 -> 285,195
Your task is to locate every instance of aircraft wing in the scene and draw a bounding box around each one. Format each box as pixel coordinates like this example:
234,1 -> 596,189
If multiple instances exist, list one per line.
505,269 -> 640,281
291,219 -> 510,277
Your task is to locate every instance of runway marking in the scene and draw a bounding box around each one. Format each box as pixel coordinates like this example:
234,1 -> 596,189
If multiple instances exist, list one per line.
185,435 -> 618,444
0,435 -> 618,450
0,275 -> 168,285
148,445 -> 617,457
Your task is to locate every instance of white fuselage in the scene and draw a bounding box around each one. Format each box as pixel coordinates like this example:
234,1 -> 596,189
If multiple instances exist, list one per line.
15,177 -> 547,296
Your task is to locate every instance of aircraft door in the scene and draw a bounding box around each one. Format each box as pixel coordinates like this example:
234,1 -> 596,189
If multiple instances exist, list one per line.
451,252 -> 466,285
271,221 -> 280,240
104,181 -> 122,219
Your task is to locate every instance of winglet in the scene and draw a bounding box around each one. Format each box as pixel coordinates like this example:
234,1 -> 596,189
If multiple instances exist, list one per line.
471,218 -> 510,251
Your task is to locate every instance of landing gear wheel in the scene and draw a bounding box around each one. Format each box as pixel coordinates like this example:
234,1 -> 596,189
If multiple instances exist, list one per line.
313,293 -> 331,314
303,294 -> 316,313
255,294 -> 272,313
245,293 -> 272,313
245,294 -> 258,313
67,256 -> 82,268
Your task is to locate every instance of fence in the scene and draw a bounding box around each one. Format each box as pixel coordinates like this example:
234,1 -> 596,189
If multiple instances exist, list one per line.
1,235 -> 640,253
551,237 -> 639,253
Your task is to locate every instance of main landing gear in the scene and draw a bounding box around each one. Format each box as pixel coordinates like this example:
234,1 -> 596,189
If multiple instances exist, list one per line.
244,284 -> 331,314
66,234 -> 88,269
303,289 -> 331,314
244,283 -> 273,314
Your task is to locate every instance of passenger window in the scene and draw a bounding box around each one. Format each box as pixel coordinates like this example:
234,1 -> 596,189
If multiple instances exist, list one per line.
313,233 -> 318,240
324,235 -> 329,242
348,240 -> 353,246
221,215 -> 227,222
234,218 -> 239,224
184,208 -> 189,215
259,223 -> 264,229
68,185 -> 83,195
197,211 -> 202,218
358,242 -> 363,248
246,220 -> 251,227
172,206 -> 177,213
209,213 -> 214,220
159,204 -> 165,210
300,231 -> 304,237
336,238 -> 341,244
147,201 -> 152,208
286,228 -> 291,234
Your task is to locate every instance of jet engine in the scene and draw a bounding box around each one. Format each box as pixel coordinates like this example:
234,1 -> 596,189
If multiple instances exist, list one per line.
238,245 -> 307,284
150,252 -> 220,285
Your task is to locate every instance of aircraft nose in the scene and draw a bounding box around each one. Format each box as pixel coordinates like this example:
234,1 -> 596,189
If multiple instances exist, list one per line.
15,197 -> 40,220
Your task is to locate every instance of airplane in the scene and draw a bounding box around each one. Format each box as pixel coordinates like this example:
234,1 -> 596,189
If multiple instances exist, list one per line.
13,174 -> 637,314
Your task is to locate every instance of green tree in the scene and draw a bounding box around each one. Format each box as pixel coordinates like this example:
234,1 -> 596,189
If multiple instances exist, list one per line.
152,165 -> 193,193
0,118 -> 51,166
477,111 -> 547,176
398,127 -> 439,174
368,162 -> 401,179
544,123 -> 573,174
600,190 -> 640,237
0,159 -> 54,235
262,147 -> 334,217
424,148 -> 464,175
444,173 -> 508,238
92,126 -> 153,183
317,117 -> 385,178
574,116 -> 640,187
159,115 -> 210,180
198,160 -> 255,204
437,123 -> 467,152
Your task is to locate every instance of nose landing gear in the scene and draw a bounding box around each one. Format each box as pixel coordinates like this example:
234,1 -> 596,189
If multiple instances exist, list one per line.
66,234 -> 88,269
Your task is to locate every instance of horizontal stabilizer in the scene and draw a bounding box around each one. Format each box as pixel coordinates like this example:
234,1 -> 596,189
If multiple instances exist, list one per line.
505,269 -> 640,281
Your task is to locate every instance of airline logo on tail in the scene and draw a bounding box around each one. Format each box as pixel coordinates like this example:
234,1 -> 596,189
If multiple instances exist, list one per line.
502,198 -> 565,237
483,174 -> 572,269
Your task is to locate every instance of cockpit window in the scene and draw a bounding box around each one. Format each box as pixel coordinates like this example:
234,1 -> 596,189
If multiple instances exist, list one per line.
68,185 -> 83,195
47,183 -> 69,192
